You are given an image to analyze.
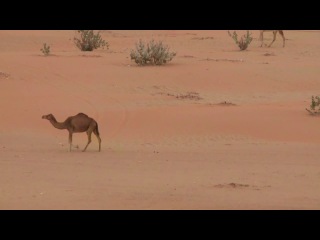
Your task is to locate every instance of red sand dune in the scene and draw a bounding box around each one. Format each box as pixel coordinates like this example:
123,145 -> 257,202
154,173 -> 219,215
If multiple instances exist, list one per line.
1,30 -> 320,209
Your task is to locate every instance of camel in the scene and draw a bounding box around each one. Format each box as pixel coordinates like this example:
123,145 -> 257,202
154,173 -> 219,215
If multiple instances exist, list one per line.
42,113 -> 101,152
259,30 -> 285,48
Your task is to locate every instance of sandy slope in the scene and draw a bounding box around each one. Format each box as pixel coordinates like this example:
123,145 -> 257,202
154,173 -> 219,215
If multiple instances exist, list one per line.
1,30 -> 320,209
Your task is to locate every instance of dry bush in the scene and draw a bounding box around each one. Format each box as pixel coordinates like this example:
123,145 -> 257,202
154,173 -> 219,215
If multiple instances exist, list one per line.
40,43 -> 50,56
228,31 -> 253,50
130,39 -> 176,66
74,30 -> 109,51
306,96 -> 320,115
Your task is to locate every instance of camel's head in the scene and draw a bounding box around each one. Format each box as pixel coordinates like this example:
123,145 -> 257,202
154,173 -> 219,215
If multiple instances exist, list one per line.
42,114 -> 54,120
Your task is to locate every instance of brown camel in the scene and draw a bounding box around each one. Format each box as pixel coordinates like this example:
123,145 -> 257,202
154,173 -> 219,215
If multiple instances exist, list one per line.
42,113 -> 101,152
259,30 -> 285,48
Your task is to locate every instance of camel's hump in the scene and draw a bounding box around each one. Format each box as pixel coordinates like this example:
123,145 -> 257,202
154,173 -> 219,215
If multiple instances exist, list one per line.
76,113 -> 89,117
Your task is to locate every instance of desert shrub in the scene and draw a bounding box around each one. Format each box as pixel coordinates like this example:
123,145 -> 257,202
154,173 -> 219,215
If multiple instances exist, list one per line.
73,30 -> 109,51
306,95 -> 320,115
130,39 -> 176,66
228,30 -> 253,51
40,43 -> 50,56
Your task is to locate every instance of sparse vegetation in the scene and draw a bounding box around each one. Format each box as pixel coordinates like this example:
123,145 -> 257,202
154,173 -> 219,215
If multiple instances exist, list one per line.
228,31 -> 253,51
306,96 -> 320,115
73,30 -> 109,51
156,91 -> 202,101
207,101 -> 237,107
130,39 -> 176,66
191,37 -> 214,40
217,101 -> 237,106
175,92 -> 202,100
40,43 -> 50,56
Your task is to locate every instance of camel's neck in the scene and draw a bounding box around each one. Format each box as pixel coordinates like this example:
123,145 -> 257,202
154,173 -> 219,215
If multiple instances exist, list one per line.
49,117 -> 67,130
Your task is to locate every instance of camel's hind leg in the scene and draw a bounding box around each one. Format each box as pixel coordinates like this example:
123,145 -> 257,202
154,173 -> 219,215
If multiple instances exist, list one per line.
259,31 -> 264,47
278,30 -> 285,47
268,31 -> 277,48
83,130 -> 92,152
93,128 -> 101,152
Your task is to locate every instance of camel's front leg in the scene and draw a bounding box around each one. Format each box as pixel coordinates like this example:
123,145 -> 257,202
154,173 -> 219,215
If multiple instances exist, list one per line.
68,132 -> 73,152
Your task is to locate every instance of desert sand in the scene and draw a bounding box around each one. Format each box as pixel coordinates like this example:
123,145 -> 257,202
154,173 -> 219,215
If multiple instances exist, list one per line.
1,30 -> 320,209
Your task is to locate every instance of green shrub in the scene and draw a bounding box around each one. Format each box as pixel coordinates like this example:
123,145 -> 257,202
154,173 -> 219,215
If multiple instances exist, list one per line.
130,39 -> 176,66
73,30 -> 109,51
306,96 -> 320,115
228,30 -> 253,51
40,43 -> 50,56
